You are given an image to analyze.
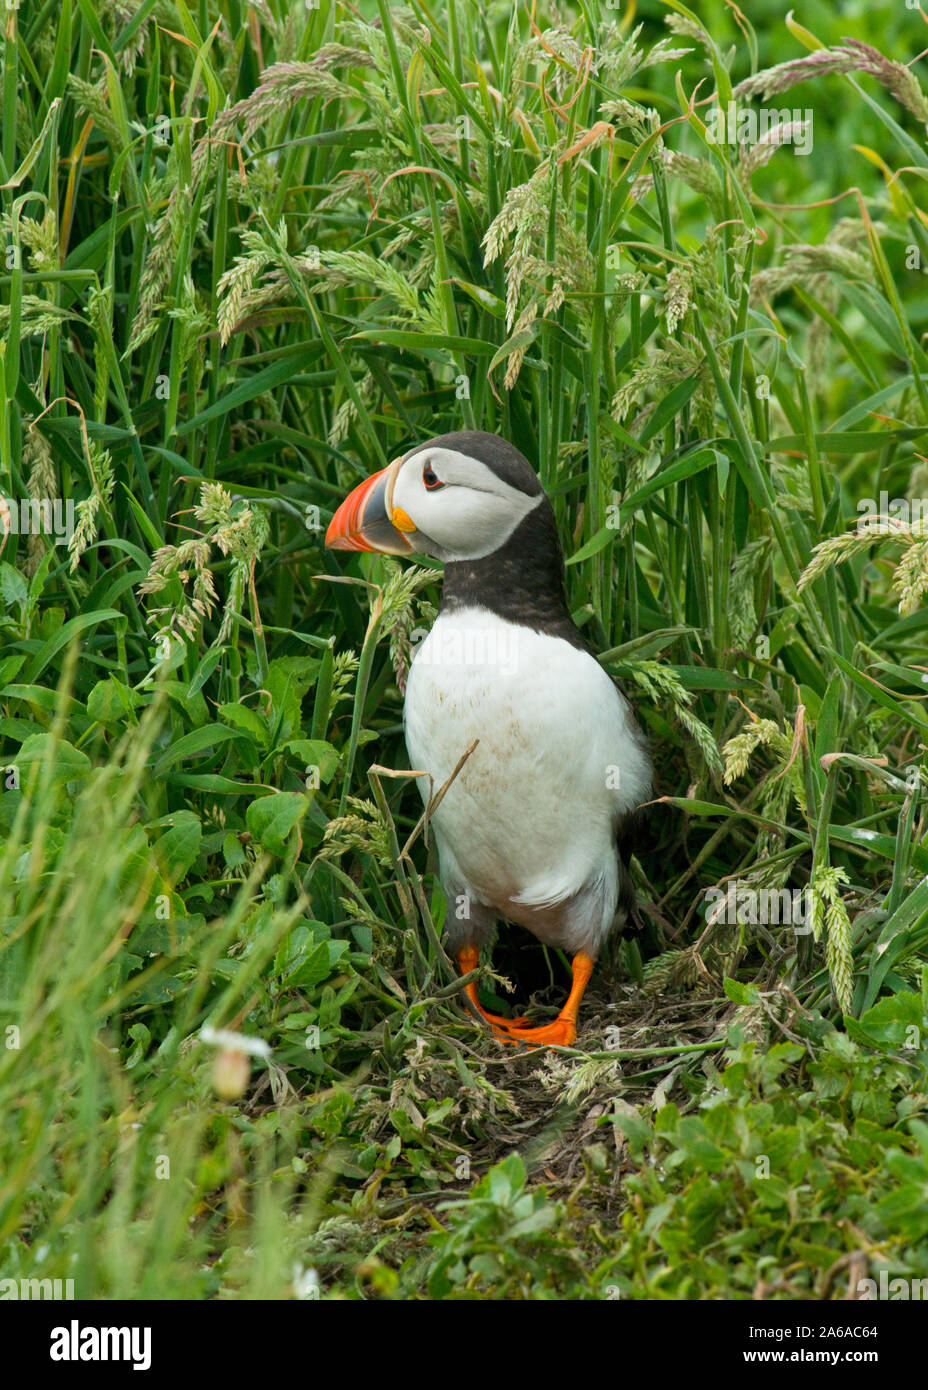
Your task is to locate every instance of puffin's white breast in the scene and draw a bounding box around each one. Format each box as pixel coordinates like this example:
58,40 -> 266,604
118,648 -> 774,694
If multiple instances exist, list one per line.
403,606 -> 650,935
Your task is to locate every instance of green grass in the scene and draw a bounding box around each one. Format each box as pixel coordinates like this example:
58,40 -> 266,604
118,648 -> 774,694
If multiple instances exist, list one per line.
1,0 -> 928,1298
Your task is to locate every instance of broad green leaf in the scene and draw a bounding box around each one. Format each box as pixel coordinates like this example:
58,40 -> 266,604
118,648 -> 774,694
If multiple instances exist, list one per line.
25,610 -> 124,684
153,724 -> 246,774
148,810 -> 203,886
219,702 -> 270,747
246,791 -> 308,855
88,676 -> 143,724
14,733 -> 91,785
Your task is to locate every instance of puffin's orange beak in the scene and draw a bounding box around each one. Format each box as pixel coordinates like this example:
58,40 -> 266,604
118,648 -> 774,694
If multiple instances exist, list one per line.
325,457 -> 415,555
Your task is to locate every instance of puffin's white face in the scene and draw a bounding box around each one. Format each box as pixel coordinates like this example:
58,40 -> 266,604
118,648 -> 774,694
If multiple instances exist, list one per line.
325,435 -> 543,563
389,446 -> 541,561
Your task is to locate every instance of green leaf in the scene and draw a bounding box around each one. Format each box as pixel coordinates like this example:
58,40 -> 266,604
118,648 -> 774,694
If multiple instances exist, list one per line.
25,610 -> 124,684
124,1023 -> 151,1070
175,348 -> 327,436
639,377 -> 700,444
0,656 -> 24,685
846,991 -> 925,1050
246,791 -> 308,855
447,279 -> 507,317
769,428 -> 926,455
618,448 -> 725,523
724,977 -> 760,1006
277,922 -> 349,987
828,652 -> 928,735
87,676 -> 143,724
612,1102 -> 653,1158
148,810 -> 203,886
187,646 -> 223,698
152,724 -> 246,774
487,326 -> 538,380
0,562 -> 28,608
218,702 -> 269,746
14,734 -> 91,786
222,832 -> 246,870
352,328 -> 498,355
565,524 -> 615,566
120,483 -> 164,551
275,738 -> 340,783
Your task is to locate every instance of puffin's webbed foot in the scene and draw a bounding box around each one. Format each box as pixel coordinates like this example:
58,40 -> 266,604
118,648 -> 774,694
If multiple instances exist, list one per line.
493,950 -> 594,1050
456,947 -> 532,1033
498,1017 -> 578,1048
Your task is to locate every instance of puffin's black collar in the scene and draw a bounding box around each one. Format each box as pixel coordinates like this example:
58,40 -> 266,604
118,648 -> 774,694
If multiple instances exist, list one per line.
439,501 -> 589,651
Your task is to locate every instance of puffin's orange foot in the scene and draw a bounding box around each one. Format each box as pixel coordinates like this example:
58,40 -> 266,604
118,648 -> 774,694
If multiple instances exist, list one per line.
496,1016 -> 578,1049
455,947 -> 531,1033
456,948 -> 592,1048
480,1009 -> 533,1034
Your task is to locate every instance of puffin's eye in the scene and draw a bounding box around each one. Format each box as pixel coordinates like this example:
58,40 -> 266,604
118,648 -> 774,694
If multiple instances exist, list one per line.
422,462 -> 445,491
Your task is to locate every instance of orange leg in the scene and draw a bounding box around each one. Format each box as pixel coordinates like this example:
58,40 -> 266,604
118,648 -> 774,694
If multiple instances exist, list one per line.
499,951 -> 594,1049
456,946 -> 531,1035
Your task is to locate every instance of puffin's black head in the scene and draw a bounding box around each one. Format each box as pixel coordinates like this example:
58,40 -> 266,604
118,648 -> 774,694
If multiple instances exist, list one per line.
326,431 -> 582,640
325,430 -> 547,563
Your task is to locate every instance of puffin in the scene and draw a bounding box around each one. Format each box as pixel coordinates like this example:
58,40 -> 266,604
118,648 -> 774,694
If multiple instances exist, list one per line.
325,431 -> 652,1046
